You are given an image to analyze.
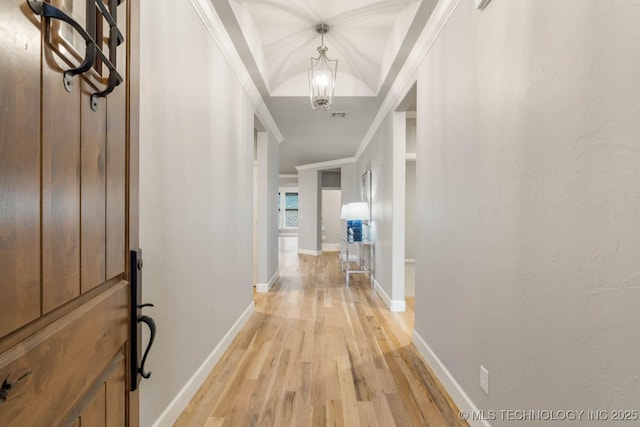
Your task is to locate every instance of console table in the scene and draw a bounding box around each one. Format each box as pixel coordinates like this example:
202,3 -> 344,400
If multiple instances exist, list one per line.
342,238 -> 372,287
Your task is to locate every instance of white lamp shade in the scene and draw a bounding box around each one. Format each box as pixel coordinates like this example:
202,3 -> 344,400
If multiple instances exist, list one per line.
340,204 -> 349,219
346,202 -> 370,221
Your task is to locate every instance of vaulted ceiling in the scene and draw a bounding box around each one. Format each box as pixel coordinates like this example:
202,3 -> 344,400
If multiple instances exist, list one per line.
229,0 -> 420,95
212,0 -> 437,173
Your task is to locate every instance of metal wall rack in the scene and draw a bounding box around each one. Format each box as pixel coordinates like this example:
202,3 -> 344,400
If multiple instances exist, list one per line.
27,0 -> 124,111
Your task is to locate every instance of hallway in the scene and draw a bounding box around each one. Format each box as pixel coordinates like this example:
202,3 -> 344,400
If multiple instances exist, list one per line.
175,238 -> 467,426
3,1 -> 640,425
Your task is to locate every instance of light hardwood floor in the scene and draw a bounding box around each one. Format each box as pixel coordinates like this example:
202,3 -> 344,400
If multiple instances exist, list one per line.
175,237 -> 467,427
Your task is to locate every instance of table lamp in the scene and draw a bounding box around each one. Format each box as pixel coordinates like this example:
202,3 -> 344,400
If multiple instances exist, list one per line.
346,202 -> 369,242
340,204 -> 349,220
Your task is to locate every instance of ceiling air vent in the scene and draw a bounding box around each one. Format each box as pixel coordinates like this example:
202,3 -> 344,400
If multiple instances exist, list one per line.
331,112 -> 347,118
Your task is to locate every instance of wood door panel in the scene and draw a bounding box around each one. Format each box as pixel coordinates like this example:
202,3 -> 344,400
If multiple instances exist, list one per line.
62,352 -> 126,427
0,281 -> 128,426
0,0 -> 43,338
42,40 -> 82,313
81,84 -> 107,293
80,382 -> 107,427
106,28 -> 127,279
106,96 -> 126,280
106,356 -> 127,427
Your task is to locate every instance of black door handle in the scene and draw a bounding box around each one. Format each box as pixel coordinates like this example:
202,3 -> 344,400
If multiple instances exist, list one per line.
137,314 -> 156,379
130,249 -> 157,391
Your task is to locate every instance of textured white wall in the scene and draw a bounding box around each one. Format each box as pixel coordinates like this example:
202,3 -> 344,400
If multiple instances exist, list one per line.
415,0 -> 640,422
139,0 -> 256,424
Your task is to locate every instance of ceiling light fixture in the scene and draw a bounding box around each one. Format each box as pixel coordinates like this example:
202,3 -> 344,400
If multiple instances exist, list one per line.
309,23 -> 337,111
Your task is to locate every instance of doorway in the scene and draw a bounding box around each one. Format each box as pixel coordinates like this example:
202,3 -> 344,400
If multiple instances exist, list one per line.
321,189 -> 342,252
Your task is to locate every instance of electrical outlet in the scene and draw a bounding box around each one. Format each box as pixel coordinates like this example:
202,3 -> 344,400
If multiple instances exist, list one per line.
480,365 -> 489,394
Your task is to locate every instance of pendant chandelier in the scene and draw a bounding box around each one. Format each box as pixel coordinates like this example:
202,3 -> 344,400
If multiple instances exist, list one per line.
308,23 -> 337,111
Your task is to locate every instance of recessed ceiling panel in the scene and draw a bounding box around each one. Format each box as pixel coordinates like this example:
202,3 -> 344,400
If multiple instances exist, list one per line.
232,0 -> 420,95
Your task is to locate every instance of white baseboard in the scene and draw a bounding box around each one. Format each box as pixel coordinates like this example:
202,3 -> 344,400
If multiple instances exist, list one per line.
373,278 -> 406,312
256,269 -> 279,293
298,248 -> 321,256
322,243 -> 340,252
412,330 -> 491,427
405,259 -> 416,264
151,301 -> 255,427
390,299 -> 407,312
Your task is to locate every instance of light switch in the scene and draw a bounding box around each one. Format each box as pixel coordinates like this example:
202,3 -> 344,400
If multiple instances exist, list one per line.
480,365 -> 489,394
475,0 -> 492,10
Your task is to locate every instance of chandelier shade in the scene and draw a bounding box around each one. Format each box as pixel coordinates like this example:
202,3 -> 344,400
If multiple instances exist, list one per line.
309,24 -> 337,111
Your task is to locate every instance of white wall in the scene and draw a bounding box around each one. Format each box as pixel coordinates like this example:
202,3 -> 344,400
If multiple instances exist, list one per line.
357,115 -> 397,301
405,117 -> 417,261
406,117 -> 416,153
357,115 -> 406,309
405,160 -> 416,260
253,163 -> 258,284
322,189 -> 342,247
256,131 -> 279,287
297,169 -> 321,254
340,163 -> 359,206
322,171 -> 341,189
139,0 -> 259,425
340,163 -> 359,247
279,175 -> 298,188
415,0 -> 640,424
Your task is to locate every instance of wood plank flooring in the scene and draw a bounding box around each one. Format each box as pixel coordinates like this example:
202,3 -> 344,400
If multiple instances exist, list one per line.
175,237 -> 468,427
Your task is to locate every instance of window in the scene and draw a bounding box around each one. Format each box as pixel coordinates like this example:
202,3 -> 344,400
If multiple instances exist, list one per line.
278,189 -> 298,229
284,193 -> 298,228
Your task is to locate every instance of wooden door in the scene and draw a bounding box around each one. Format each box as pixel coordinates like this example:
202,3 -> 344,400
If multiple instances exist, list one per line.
0,0 -> 139,425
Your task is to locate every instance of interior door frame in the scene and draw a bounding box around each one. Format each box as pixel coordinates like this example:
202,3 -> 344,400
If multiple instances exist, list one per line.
125,0 -> 140,424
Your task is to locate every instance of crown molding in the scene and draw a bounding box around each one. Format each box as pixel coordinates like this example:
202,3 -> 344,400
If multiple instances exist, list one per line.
189,0 -> 284,143
354,0 -> 461,160
295,157 -> 356,172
